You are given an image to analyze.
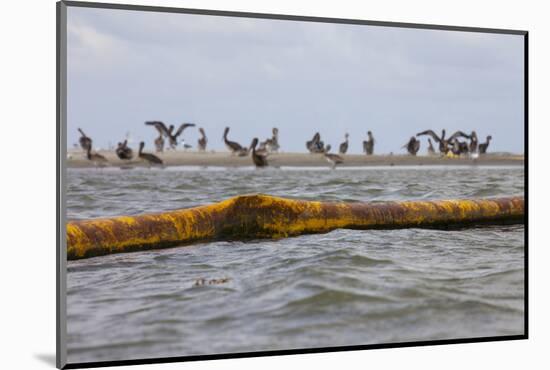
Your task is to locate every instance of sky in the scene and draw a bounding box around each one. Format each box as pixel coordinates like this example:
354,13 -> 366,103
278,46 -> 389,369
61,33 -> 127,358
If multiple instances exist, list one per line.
67,7 -> 525,154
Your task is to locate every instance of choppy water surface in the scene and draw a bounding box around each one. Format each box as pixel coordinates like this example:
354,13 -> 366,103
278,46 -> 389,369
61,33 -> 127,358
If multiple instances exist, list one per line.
67,166 -> 525,363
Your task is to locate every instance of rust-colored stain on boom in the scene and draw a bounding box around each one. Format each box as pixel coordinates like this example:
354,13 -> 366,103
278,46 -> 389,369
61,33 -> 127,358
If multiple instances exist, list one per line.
67,195 -> 524,260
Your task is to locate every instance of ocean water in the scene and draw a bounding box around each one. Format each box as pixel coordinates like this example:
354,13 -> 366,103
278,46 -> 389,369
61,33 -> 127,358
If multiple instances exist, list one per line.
66,166 -> 525,364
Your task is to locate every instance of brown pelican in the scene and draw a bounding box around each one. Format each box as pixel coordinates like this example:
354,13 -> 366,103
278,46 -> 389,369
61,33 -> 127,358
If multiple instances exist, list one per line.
259,127 -> 280,153
447,131 -> 472,155
469,131 -> 479,153
457,141 -> 469,154
417,129 -> 449,154
78,128 -> 92,152
86,146 -> 107,166
115,140 -> 133,160
138,141 -> 163,166
154,134 -> 165,152
450,138 -> 462,156
145,121 -> 195,150
339,133 -> 349,154
306,132 -> 325,153
427,138 -> 436,155
145,121 -> 167,152
198,128 -> 208,151
323,144 -> 344,169
478,135 -> 492,154
250,138 -> 268,167
223,127 -> 248,155
363,131 -> 374,155
306,132 -> 319,152
404,136 -> 420,156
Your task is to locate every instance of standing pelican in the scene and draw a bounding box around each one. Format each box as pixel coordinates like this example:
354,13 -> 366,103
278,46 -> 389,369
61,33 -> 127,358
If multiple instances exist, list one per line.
306,132 -> 319,153
138,141 -> 163,166
115,140 -> 133,160
223,127 -> 248,156
154,133 -> 165,152
259,127 -> 280,153
450,138 -> 462,156
145,121 -> 167,152
469,131 -> 479,153
339,133 -> 349,154
457,140 -> 469,154
78,128 -> 92,152
427,138 -> 436,155
323,144 -> 344,169
250,138 -> 268,167
198,128 -> 208,151
306,132 -> 325,153
86,146 -> 108,166
404,137 -> 421,156
363,131 -> 374,155
478,135 -> 492,154
269,127 -> 280,152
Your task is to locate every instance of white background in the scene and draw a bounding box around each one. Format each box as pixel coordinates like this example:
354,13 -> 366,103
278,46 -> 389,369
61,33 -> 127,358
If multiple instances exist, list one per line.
1,0 -> 547,369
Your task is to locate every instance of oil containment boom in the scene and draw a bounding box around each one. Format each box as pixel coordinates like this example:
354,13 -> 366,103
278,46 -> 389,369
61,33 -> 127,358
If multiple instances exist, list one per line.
67,194 -> 524,260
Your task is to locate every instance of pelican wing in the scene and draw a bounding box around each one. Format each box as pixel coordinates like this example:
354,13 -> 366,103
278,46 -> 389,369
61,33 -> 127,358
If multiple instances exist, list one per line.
448,130 -> 471,141
174,123 -> 196,138
145,121 -> 170,136
416,130 -> 441,142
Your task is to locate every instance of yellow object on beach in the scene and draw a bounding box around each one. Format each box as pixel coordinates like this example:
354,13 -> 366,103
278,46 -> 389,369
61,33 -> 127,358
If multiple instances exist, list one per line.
66,194 -> 524,260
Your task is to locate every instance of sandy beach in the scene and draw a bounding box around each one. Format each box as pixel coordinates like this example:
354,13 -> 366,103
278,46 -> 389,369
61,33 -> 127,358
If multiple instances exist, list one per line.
67,149 -> 524,168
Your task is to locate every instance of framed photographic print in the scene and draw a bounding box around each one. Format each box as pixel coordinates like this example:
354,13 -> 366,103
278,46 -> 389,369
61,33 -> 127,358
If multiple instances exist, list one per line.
57,1 -> 527,368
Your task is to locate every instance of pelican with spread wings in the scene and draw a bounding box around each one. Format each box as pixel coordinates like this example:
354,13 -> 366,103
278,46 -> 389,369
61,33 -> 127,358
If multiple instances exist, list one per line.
416,129 -> 448,154
145,121 -> 196,150
417,129 -> 472,155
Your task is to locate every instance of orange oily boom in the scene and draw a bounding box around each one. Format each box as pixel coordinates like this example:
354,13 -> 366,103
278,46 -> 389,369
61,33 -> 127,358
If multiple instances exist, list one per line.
66,194 -> 524,260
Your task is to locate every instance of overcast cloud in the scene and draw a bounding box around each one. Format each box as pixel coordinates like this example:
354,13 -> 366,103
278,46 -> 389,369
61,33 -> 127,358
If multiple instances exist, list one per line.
67,7 -> 524,154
